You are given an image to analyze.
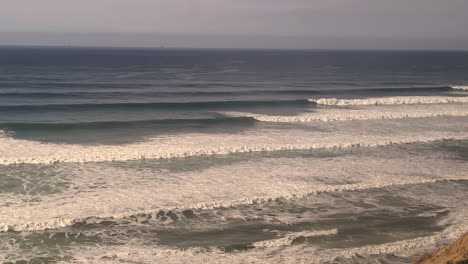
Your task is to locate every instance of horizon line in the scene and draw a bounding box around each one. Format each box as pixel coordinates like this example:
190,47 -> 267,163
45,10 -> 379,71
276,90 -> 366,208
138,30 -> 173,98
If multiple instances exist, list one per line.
2,44 -> 468,52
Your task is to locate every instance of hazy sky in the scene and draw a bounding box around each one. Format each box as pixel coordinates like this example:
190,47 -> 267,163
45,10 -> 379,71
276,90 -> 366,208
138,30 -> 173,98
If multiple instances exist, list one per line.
1,0 -> 468,49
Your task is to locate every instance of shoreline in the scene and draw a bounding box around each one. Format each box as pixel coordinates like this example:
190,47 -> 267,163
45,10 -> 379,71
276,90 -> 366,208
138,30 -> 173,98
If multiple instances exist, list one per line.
414,233 -> 468,264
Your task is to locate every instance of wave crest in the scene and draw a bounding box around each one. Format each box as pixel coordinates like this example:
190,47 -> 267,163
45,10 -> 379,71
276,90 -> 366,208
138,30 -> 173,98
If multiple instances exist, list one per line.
253,229 -> 338,248
1,132 -> 467,165
0,178 -> 455,233
48,221 -> 468,264
224,103 -> 468,122
309,96 -> 468,106
451,86 -> 468,91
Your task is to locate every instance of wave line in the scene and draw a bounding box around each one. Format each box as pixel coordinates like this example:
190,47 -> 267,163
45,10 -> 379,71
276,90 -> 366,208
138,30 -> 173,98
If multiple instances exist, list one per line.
1,177 -> 465,233
309,96 -> 468,106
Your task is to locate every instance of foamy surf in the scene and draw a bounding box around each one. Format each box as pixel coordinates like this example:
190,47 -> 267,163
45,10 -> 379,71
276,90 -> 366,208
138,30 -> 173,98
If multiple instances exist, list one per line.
309,96 -> 468,106
56,220 -> 468,264
243,111 -> 468,123
0,177 -> 459,233
1,121 -> 468,165
2,49 -> 468,264
224,103 -> 468,122
1,143 -> 468,233
252,229 -> 338,248
451,85 -> 468,91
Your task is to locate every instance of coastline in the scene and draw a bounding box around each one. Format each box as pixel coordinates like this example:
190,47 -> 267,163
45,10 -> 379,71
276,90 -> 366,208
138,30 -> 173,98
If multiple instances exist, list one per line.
414,233 -> 468,264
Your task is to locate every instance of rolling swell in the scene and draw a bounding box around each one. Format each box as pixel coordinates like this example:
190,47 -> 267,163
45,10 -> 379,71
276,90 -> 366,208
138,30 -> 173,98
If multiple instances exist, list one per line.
0,86 -> 456,98
0,99 -> 312,112
0,86 -> 462,111
0,80 -> 258,90
0,117 -> 256,133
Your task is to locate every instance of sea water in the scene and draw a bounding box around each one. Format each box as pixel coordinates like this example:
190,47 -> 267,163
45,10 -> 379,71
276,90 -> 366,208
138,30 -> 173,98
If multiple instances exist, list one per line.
0,47 -> 468,263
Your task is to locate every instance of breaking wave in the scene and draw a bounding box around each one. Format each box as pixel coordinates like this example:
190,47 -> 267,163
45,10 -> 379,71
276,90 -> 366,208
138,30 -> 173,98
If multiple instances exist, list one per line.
246,111 -> 468,123
309,96 -> 468,106
451,85 -> 468,91
1,86 -> 465,110
45,219 -> 468,264
225,103 -> 468,122
252,229 -> 338,248
1,127 -> 468,165
0,177 -> 464,233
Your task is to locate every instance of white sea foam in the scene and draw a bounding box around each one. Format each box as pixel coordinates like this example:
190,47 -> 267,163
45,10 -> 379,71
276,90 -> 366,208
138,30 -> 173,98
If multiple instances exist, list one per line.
225,103 -> 468,122
317,222 -> 468,263
249,111 -> 468,122
0,134 -> 465,165
253,229 -> 338,248
451,85 -> 468,91
1,145 -> 467,233
0,178 -> 442,232
62,220 -> 468,264
1,115 -> 468,165
1,115 -> 467,233
2,157 -> 467,263
309,96 -> 468,106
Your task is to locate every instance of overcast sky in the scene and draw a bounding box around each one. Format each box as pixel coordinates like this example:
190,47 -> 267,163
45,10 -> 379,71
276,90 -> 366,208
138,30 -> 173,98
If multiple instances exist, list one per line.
1,0 -> 468,49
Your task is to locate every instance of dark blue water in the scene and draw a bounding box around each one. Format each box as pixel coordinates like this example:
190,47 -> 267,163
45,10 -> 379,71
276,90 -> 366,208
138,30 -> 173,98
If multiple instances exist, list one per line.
1,47 -> 468,143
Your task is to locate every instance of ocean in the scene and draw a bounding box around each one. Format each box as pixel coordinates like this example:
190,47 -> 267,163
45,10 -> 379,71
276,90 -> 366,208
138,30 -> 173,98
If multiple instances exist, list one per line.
0,47 -> 467,264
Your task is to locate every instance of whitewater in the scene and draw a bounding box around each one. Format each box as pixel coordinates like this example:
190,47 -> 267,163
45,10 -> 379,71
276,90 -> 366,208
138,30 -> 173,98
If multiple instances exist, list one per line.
1,47 -> 468,264
1,115 -> 468,165
310,95 -> 468,105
